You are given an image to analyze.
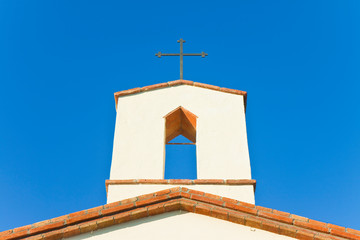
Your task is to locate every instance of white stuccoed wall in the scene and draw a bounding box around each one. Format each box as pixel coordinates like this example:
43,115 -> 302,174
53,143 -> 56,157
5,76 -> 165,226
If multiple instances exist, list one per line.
107,185 -> 255,204
67,211 -> 295,240
109,84 -> 253,203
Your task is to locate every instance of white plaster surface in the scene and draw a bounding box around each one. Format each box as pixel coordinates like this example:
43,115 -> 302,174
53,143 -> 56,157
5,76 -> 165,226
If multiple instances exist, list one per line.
67,211 -> 295,240
107,185 -> 255,204
109,84 -> 253,203
111,85 -> 251,179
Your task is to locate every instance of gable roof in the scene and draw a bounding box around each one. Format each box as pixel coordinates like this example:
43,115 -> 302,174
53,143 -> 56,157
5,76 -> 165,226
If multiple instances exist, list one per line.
113,80 -> 247,110
1,187 -> 359,240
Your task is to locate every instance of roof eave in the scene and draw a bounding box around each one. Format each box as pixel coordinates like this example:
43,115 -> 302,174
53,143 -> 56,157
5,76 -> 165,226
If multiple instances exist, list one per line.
2,187 -> 359,240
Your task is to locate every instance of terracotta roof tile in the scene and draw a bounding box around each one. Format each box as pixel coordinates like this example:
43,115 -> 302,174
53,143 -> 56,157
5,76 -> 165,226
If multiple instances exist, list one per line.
113,80 -> 247,111
2,187 -> 359,240
105,179 -> 256,194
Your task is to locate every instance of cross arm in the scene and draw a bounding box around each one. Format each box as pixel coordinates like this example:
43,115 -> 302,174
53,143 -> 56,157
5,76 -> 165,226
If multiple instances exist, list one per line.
155,52 -> 208,58
183,52 -> 208,57
155,52 -> 180,58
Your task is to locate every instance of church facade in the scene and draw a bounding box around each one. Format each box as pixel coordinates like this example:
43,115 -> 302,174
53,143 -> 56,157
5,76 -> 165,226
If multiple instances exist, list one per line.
1,80 -> 359,240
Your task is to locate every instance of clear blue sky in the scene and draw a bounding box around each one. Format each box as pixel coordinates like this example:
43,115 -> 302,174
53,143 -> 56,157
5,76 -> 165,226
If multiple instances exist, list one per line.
1,0 -> 360,232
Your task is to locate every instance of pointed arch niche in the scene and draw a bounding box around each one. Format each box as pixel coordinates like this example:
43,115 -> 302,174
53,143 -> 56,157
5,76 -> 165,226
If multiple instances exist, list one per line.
163,106 -> 197,179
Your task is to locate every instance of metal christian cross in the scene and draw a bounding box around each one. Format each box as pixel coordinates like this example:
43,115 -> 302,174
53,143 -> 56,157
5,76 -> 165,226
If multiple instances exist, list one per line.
155,39 -> 208,79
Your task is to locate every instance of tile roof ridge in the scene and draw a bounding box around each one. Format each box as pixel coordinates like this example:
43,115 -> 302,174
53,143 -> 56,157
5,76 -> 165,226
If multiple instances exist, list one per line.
113,80 -> 247,111
2,187 -> 358,240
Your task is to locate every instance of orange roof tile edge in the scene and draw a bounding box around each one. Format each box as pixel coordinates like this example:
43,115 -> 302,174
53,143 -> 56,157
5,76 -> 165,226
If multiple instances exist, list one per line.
105,179 -> 257,193
113,80 -> 248,111
2,187 -> 359,240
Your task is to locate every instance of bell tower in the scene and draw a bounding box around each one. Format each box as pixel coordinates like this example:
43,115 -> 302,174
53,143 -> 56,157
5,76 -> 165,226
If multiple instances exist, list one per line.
106,80 -> 256,204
